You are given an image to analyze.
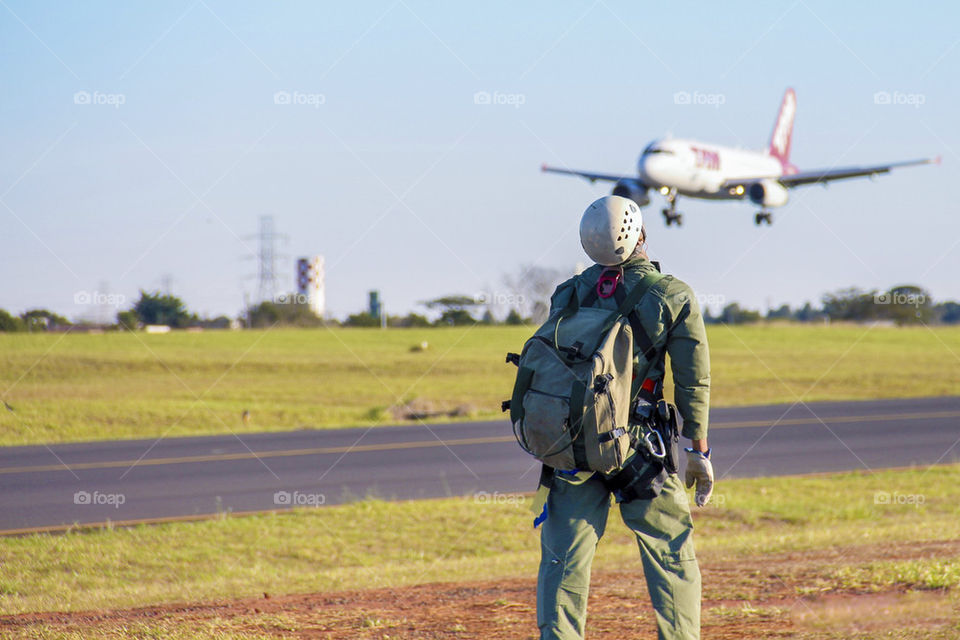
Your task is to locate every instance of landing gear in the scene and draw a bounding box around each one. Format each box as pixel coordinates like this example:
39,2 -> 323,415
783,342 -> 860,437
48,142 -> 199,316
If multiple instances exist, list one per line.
754,211 -> 773,226
661,188 -> 682,226
663,210 -> 683,226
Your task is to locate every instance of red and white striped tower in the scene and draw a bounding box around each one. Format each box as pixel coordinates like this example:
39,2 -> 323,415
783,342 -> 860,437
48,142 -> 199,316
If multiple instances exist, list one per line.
296,256 -> 325,317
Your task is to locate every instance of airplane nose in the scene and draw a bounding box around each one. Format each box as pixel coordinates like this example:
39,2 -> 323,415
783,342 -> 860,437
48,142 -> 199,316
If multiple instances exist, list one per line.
639,155 -> 664,186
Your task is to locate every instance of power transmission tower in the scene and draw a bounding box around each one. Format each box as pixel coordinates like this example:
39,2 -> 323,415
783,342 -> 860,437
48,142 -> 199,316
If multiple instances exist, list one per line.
256,215 -> 280,304
241,215 -> 288,312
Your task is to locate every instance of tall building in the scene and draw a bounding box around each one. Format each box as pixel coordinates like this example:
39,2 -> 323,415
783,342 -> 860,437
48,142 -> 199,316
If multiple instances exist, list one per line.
296,256 -> 326,317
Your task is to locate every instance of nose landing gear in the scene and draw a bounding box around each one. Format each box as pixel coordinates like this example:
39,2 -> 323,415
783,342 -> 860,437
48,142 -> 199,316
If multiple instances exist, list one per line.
663,209 -> 683,226
661,188 -> 683,226
754,211 -> 773,226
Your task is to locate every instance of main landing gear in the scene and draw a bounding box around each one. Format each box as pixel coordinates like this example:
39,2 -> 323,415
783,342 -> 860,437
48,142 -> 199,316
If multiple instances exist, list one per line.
661,188 -> 683,226
754,211 -> 773,226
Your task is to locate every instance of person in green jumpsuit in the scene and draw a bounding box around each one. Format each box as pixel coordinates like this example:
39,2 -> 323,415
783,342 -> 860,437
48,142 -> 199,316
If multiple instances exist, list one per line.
536,195 -> 714,640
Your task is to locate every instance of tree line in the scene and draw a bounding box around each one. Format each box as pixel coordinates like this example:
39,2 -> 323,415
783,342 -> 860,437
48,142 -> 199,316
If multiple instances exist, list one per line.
1,283 -> 957,333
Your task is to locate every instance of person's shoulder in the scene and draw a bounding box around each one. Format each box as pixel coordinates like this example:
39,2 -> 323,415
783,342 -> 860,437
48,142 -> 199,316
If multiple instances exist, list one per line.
654,274 -> 701,314
626,264 -> 695,308
580,264 -> 604,280
623,261 -> 683,291
556,265 -> 602,291
551,266 -> 594,304
657,272 -> 692,294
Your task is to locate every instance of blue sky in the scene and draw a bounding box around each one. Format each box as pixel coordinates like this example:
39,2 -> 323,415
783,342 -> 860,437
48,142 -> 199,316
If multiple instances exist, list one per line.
1,1 -> 957,321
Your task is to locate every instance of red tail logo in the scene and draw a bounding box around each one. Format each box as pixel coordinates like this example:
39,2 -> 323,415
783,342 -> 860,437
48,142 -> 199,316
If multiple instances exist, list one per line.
769,88 -> 796,171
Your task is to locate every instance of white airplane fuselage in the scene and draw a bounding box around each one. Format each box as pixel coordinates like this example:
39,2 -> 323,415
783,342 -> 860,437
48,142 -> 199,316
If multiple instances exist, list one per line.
638,138 -> 785,201
542,88 -> 935,226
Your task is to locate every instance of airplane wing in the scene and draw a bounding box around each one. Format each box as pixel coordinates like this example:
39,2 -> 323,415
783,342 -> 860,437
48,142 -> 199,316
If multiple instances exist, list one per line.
540,164 -> 646,185
777,157 -> 939,187
721,157 -> 939,190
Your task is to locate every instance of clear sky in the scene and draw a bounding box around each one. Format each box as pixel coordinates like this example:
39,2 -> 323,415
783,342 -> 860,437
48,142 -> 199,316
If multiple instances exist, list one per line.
1,1 -> 957,321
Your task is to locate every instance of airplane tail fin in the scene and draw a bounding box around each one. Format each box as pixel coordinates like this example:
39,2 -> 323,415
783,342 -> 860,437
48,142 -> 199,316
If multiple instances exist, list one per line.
768,88 -> 796,170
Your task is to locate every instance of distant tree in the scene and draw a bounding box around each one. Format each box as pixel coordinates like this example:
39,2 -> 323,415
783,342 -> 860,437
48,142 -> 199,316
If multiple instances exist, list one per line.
421,295 -> 478,311
20,309 -> 70,331
480,309 -> 495,325
132,291 -> 197,328
246,302 -> 324,328
199,315 -> 232,330
247,302 -> 281,327
821,287 -> 877,322
935,302 -> 960,325
388,312 -> 431,328
717,303 -> 762,324
881,285 -> 932,326
436,308 -> 476,326
283,303 -> 325,327
343,312 -> 381,328
404,313 -> 432,328
421,295 -> 480,326
503,308 -> 527,326
766,304 -> 792,320
793,302 -> 820,322
116,310 -> 139,331
502,265 -> 567,325
0,309 -> 24,332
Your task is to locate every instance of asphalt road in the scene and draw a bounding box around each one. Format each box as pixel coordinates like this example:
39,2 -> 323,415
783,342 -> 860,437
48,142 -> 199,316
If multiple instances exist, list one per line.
1,396 -> 959,534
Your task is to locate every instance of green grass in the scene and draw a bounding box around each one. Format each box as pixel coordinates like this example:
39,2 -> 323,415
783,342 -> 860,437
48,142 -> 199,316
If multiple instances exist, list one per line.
1,324 -> 959,446
829,558 -> 960,592
1,464 -> 958,616
0,620 -> 283,640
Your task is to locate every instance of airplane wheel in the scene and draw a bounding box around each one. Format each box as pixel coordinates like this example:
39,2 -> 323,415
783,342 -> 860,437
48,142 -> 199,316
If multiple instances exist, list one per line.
754,213 -> 763,226
662,209 -> 673,226
674,214 -> 683,226
765,213 -> 773,225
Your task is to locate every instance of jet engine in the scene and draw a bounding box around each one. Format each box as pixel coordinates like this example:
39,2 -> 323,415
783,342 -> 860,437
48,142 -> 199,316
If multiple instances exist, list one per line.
748,179 -> 789,207
611,178 -> 651,207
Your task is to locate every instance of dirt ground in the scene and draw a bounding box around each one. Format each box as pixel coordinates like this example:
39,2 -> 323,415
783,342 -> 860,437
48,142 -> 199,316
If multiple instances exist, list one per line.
3,540 -> 958,639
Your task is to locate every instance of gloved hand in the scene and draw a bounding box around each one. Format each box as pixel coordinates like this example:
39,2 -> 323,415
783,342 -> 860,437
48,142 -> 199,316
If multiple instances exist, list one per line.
683,448 -> 714,507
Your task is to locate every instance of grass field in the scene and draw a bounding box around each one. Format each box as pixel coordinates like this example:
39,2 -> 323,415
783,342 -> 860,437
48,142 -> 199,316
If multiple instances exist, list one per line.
1,324 -> 959,446
1,465 -> 958,638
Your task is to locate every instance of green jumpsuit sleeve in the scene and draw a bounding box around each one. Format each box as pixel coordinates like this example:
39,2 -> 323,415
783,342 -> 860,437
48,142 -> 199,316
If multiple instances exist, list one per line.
661,281 -> 711,440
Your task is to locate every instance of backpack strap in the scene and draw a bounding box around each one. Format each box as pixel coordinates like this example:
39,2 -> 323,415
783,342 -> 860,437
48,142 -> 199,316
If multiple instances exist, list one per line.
597,271 -> 664,341
556,270 -> 664,364
615,272 -> 664,316
609,282 -> 658,363
627,307 -> 658,364
569,379 -> 590,469
580,284 -> 599,309
620,273 -> 667,386
567,271 -> 662,373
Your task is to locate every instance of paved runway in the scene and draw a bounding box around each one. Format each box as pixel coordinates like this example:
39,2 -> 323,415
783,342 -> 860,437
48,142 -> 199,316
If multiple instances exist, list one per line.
1,396 -> 958,533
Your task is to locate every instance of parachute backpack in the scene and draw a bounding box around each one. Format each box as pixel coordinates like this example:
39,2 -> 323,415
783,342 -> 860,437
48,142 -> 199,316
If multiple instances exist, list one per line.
504,268 -> 664,475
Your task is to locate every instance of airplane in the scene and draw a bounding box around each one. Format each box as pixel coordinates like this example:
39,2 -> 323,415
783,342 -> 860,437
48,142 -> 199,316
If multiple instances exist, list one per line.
542,88 -> 938,226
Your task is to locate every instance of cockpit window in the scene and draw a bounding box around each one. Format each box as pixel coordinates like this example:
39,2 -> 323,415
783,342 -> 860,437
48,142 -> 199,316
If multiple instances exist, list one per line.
643,143 -> 674,155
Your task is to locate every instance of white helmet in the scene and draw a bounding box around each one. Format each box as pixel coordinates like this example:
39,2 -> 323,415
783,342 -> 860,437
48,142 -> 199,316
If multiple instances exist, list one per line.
579,195 -> 643,266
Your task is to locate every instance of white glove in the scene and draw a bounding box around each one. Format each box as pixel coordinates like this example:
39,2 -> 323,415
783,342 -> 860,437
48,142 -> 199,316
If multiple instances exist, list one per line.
684,448 -> 714,507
